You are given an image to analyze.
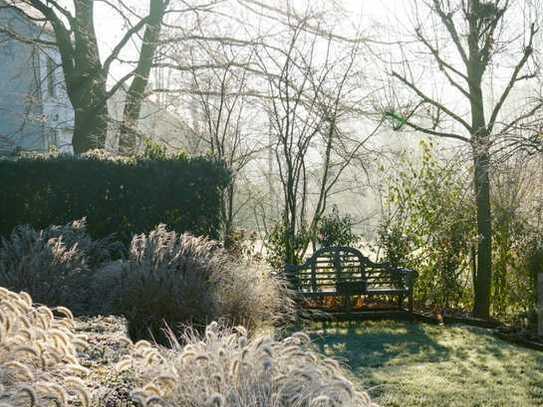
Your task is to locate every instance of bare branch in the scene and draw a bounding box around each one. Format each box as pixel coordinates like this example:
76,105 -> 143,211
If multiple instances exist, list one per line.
391,70 -> 472,132
487,23 -> 539,134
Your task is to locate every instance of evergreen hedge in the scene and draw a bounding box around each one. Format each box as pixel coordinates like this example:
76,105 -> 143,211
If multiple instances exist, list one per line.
0,153 -> 230,244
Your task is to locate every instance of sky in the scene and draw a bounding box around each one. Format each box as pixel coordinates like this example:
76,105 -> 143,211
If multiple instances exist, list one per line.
95,0 -> 411,66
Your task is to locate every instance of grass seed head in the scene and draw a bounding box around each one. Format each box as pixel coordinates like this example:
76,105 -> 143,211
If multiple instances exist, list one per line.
206,393 -> 225,407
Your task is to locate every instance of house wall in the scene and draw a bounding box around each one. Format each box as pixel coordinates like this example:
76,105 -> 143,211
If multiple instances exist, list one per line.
107,90 -> 195,153
39,46 -> 75,154
0,6 -> 74,155
0,8 -> 44,154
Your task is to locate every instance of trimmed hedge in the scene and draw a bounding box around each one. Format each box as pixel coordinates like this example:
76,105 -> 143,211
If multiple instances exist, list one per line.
0,153 -> 230,243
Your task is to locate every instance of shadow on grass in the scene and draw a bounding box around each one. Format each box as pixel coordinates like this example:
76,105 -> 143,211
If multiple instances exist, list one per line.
303,320 -> 541,406
310,320 -> 451,370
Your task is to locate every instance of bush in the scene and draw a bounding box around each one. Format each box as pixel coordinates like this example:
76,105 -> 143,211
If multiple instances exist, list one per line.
42,218 -> 123,268
0,287 -> 91,406
0,151 -> 230,244
266,208 -> 359,271
224,229 -> 260,261
0,288 -> 369,407
379,143 -> 543,321
265,220 -> 311,270
217,259 -> 293,334
486,157 -> 543,324
378,141 -> 477,311
316,207 -> 359,248
119,322 -> 374,407
0,219 -> 119,313
112,225 -> 292,344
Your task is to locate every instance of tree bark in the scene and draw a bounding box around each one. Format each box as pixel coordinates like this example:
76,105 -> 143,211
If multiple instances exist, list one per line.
222,182 -> 235,248
467,2 -> 492,319
473,146 -> 492,318
73,96 -> 108,153
119,0 -> 167,154
70,0 -> 109,153
538,272 -> 543,336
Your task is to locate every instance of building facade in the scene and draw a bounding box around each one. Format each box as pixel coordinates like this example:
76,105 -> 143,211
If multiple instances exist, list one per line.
0,3 -> 74,155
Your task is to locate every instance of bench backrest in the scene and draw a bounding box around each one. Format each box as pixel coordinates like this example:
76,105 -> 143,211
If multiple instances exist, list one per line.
291,246 -> 366,291
287,246 -> 407,292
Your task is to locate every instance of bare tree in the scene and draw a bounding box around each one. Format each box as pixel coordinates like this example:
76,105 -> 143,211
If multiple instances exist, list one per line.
252,12 -> 373,264
185,43 -> 266,247
384,0 -> 542,318
130,0 -> 378,254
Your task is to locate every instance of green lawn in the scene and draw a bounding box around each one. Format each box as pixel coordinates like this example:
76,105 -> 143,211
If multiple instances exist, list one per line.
308,320 -> 543,407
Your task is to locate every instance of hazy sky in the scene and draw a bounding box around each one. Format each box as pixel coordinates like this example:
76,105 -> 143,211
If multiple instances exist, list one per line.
94,0 -> 411,55
90,0 -> 419,118
86,0 -> 540,224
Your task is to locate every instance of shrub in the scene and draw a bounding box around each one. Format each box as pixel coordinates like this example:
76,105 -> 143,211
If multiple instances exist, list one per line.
224,229 -> 260,261
378,141 -> 477,311
265,220 -> 311,270
42,218 -> 123,268
112,225 -> 292,344
217,260 -> 293,334
524,240 -> 543,329
266,208 -> 359,271
0,287 -> 91,406
112,225 -> 222,344
0,220 -> 119,313
0,151 -> 230,245
118,322 -> 374,407
490,160 -> 543,323
316,207 -> 359,248
379,142 -> 543,321
0,288 -> 371,407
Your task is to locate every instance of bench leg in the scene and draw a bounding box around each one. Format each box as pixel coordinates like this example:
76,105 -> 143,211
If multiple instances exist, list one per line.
408,292 -> 414,313
398,295 -> 404,310
343,295 -> 352,313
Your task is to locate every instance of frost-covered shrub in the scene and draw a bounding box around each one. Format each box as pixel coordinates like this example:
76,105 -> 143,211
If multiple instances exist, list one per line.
0,287 -> 91,407
118,322 -> 374,407
112,225 -> 221,344
42,218 -> 122,269
0,220 -> 120,313
217,260 -> 293,333
113,225 -> 292,344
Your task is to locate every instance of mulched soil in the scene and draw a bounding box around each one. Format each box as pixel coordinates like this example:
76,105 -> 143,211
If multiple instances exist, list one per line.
75,316 -> 140,407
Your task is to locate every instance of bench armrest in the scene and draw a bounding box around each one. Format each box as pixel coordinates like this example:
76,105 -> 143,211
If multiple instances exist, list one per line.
398,268 -> 418,289
284,263 -> 302,289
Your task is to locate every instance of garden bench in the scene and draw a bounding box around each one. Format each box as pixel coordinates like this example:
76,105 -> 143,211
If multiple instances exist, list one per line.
285,246 -> 417,312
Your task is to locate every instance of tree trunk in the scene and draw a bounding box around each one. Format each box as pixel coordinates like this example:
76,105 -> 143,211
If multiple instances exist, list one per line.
538,272 -> 543,336
473,146 -> 492,319
467,8 -> 492,319
222,182 -> 235,249
119,0 -> 166,154
70,0 -> 109,154
71,73 -> 109,154
72,99 -> 108,154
